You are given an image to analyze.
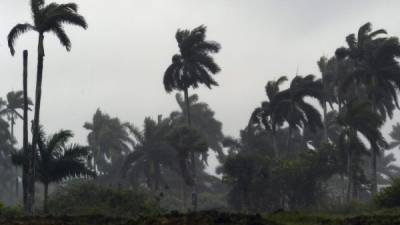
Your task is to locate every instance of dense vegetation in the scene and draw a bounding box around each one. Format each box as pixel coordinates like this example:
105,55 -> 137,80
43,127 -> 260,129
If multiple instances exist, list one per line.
1,0 -> 400,224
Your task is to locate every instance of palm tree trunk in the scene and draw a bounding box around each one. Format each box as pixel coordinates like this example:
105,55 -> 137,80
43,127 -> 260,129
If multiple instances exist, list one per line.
286,126 -> 292,155
371,101 -> 378,196
372,150 -> 378,195
22,50 -> 29,213
322,101 -> 329,142
347,147 -> 353,203
43,183 -> 49,214
184,88 -> 197,211
272,132 -> 279,158
10,114 -> 19,201
271,117 -> 279,157
28,33 -> 45,214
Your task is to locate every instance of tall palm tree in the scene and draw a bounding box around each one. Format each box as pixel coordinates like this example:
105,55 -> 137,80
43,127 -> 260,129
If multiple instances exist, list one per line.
273,75 -> 324,154
122,117 -> 175,191
84,109 -> 133,174
163,25 -> 221,210
337,100 -> 387,201
13,128 -> 95,213
8,0 -> 87,213
336,22 -> 400,194
250,76 -> 287,157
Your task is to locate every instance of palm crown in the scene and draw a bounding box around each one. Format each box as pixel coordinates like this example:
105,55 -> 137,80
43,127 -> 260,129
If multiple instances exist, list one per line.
164,25 -> 221,92
8,0 -> 87,56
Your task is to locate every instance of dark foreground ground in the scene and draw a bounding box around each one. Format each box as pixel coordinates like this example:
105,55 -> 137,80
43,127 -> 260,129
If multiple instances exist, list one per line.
1,210 -> 400,225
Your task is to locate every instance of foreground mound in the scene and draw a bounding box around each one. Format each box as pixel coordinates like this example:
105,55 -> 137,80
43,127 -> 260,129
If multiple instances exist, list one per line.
1,210 -> 400,225
0,211 -> 277,225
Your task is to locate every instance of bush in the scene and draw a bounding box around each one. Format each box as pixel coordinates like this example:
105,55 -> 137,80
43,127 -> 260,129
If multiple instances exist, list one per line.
375,178 -> 400,208
0,202 -> 23,218
47,181 -> 161,217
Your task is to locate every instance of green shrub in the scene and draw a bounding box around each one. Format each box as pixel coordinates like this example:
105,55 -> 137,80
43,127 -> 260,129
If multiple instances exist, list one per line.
375,178 -> 400,208
47,181 -> 161,217
0,202 -> 23,218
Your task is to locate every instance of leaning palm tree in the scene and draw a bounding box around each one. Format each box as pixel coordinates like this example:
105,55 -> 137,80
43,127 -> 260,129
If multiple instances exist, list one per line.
317,57 -> 339,141
163,25 -> 221,210
84,109 -> 133,174
336,22 -> 400,194
273,75 -> 324,154
337,100 -> 387,201
250,76 -> 287,157
8,0 -> 87,213
12,128 -> 95,213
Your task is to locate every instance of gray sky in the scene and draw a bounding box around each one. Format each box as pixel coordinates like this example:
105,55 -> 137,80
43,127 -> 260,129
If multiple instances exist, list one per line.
1,0 -> 400,168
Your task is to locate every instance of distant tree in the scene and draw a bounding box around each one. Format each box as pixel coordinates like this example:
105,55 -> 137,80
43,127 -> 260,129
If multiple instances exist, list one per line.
4,91 -> 33,140
337,100 -> 386,201
336,22 -> 400,194
12,128 -> 95,213
8,0 -> 87,213
376,153 -> 400,185
317,57 -> 339,141
171,93 -> 224,160
4,91 -> 33,200
122,117 -> 175,191
166,125 -> 208,187
273,75 -> 324,154
163,25 -> 221,210
250,76 -> 287,157
84,109 -> 133,174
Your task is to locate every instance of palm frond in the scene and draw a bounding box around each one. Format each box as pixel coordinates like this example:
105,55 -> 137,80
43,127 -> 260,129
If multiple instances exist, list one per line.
8,23 -> 35,56
51,25 -> 71,50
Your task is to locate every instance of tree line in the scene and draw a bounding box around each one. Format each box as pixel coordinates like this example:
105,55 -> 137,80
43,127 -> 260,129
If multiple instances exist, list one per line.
1,0 -> 400,215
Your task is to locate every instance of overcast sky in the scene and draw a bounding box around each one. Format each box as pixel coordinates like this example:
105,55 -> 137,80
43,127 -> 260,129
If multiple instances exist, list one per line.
1,1 -> 400,168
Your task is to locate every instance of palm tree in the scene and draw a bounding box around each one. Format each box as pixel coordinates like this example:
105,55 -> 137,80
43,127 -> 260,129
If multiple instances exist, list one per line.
336,22 -> 400,194
84,109 -> 133,174
163,25 -> 221,210
250,76 -> 287,157
337,100 -> 387,201
13,128 -> 95,213
317,57 -> 339,141
273,75 -> 324,154
4,91 -> 33,201
122,117 -> 175,191
8,0 -> 87,213
5,91 -> 33,140
171,93 -> 224,161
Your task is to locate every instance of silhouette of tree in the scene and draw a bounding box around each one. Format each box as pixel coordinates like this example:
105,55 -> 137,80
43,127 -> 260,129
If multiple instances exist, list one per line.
171,93 -> 224,161
163,25 -> 221,210
122,117 -> 175,191
8,0 -> 87,213
84,109 -> 133,174
273,75 -> 324,155
250,76 -> 287,157
12,128 -> 95,213
336,22 -> 400,195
